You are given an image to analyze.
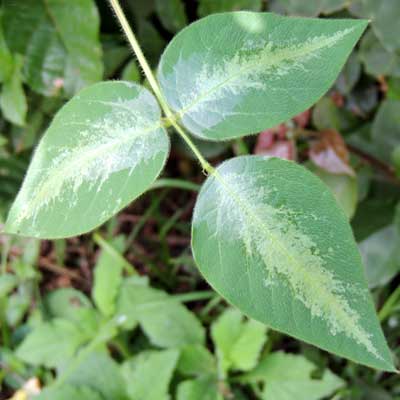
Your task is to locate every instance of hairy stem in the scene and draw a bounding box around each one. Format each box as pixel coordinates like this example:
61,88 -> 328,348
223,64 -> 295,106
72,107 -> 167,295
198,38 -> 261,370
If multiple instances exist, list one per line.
108,0 -> 214,173
108,0 -> 169,115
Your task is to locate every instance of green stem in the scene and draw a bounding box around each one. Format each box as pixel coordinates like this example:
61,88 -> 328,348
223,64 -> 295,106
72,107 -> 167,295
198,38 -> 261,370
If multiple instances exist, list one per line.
172,122 -> 215,174
1,236 -> 10,274
379,285 -> 400,322
125,190 -> 168,247
171,290 -> 215,303
93,232 -> 137,276
108,0 -> 214,174
108,0 -> 170,116
151,178 -> 200,192
200,295 -> 222,318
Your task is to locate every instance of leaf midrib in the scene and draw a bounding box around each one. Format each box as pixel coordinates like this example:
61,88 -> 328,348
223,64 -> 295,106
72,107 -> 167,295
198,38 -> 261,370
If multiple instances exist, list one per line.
13,120 -> 164,225
172,27 -> 355,121
211,168 -> 374,354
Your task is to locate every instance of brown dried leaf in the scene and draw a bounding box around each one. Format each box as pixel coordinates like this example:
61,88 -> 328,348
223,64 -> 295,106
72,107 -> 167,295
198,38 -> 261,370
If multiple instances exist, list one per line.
309,130 -> 355,176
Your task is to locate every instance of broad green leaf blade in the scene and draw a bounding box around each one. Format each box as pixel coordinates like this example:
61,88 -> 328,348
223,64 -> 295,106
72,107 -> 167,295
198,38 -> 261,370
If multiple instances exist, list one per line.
308,164 -> 358,219
359,30 -> 400,79
16,319 -> 88,368
37,386 -> 103,400
158,12 -> 367,140
192,155 -> 395,371
3,0 -> 103,97
270,0 -> 348,17
5,81 -> 169,239
0,13 -> 13,83
117,277 -> 205,347
155,0 -> 187,33
92,236 -> 125,317
177,344 -> 216,377
0,273 -> 18,297
0,55 -> 27,126
350,0 -> 400,52
211,308 -> 267,376
241,351 -> 344,400
63,352 -> 128,400
372,100 -> 400,162
198,0 -> 262,17
359,225 -> 400,289
177,377 -> 222,400
121,350 -> 179,400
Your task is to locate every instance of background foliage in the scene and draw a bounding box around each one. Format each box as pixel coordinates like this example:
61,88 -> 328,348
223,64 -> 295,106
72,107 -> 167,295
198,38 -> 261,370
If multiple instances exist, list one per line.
1,0 -> 400,399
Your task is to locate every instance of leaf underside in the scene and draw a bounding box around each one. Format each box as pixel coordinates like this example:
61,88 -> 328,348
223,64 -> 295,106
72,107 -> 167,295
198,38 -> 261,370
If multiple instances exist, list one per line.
2,0 -> 103,96
191,155 -> 394,371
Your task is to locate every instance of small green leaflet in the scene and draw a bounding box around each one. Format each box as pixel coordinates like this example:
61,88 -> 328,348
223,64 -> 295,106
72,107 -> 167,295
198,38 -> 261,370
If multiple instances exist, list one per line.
2,0 -> 103,97
198,0 -> 262,17
350,0 -> 400,53
177,376 -> 222,400
211,308 -> 267,377
271,0 -> 348,17
92,236 -> 125,317
240,351 -> 344,400
121,350 -> 179,400
117,277 -> 205,348
16,319 -> 89,368
192,155 -> 394,371
359,225 -> 400,289
5,81 -> 169,238
37,386 -> 103,400
0,54 -> 27,126
158,12 -> 367,140
60,352 -> 128,400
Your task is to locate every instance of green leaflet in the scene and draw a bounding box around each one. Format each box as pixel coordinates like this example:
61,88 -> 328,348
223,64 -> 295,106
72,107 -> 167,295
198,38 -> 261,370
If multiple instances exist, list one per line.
0,55 -> 27,126
191,156 -> 394,371
2,0 -> 103,97
155,0 -> 187,33
5,81 -> 169,238
61,352 -> 128,400
270,0 -> 348,17
372,100 -> 400,162
0,12 -> 13,83
37,386 -> 103,400
309,165 -> 358,219
158,12 -> 367,140
198,0 -> 262,17
350,0 -> 400,52
117,277 -> 205,348
16,319 -> 89,368
359,30 -> 400,78
360,225 -> 400,289
211,308 -> 267,377
121,350 -> 180,400
177,376 -> 222,400
92,236 -> 125,317
240,351 -> 344,400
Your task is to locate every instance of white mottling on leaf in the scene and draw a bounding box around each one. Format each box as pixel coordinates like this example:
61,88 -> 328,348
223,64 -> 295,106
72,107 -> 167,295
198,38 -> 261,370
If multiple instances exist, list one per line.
11,89 -> 166,228
163,27 -> 355,135
199,169 -> 380,359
